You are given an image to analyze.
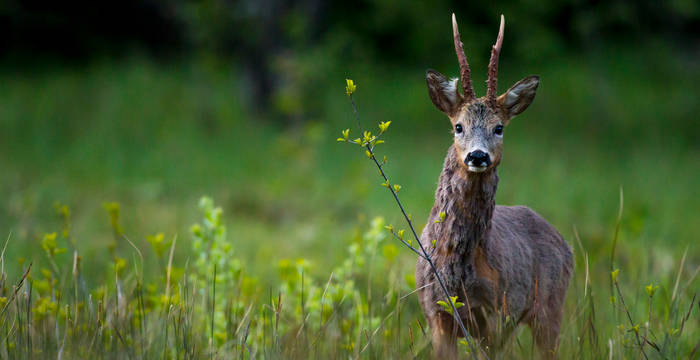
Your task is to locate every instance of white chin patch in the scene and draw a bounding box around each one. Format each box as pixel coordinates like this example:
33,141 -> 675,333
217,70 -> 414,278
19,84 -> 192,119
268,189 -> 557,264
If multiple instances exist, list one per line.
467,165 -> 488,173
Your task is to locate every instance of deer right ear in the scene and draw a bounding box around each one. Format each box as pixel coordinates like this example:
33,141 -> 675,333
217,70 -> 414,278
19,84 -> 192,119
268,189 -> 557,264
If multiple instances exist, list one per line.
426,70 -> 462,116
497,75 -> 539,119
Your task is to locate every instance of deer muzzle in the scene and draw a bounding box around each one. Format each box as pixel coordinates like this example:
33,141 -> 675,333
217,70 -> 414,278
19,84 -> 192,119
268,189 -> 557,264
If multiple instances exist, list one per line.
466,150 -> 491,172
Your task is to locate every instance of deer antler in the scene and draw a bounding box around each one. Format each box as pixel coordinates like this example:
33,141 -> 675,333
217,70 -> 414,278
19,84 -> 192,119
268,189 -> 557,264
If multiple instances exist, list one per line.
486,15 -> 505,105
452,13 -> 475,101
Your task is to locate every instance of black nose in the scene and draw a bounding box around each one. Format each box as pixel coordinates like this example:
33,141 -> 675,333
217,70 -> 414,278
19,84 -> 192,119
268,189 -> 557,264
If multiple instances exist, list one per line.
466,150 -> 491,167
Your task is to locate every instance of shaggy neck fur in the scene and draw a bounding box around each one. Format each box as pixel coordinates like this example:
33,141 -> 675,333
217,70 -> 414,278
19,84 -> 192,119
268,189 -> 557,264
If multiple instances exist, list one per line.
434,145 -> 498,260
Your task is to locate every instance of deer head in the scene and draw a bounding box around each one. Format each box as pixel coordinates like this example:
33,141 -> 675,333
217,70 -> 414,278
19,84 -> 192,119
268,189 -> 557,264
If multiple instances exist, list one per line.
426,14 -> 539,173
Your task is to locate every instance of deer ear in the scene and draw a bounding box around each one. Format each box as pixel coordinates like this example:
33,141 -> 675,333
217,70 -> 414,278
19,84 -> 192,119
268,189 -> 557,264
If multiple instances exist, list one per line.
426,69 -> 462,116
497,75 -> 539,119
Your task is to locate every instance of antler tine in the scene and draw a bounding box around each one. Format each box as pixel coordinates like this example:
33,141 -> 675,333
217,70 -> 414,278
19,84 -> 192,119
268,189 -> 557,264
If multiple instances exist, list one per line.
452,13 -> 475,101
486,14 -> 505,105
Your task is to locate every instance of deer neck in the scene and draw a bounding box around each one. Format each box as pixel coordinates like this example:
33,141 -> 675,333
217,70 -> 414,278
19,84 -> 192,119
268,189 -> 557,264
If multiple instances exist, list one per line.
436,146 -> 498,257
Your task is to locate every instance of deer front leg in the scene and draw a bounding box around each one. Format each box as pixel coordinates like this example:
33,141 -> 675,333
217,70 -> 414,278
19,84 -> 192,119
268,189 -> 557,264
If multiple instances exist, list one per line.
430,313 -> 458,359
532,322 -> 560,360
530,300 -> 563,360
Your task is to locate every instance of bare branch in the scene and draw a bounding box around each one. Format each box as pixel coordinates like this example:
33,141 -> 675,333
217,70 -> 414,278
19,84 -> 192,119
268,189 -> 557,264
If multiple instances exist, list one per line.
346,94 -> 484,359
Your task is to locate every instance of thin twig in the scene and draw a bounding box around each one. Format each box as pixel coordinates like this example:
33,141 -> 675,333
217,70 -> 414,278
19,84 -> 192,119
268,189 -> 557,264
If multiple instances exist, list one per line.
683,265 -> 700,292
210,264 -> 216,360
0,263 -> 32,318
165,234 -> 178,304
347,93 -> 482,358
671,247 -> 688,302
613,281 -> 649,360
0,231 -> 11,276
609,187 -> 623,323
318,272 -> 334,330
642,293 -> 652,357
400,282 -> 436,301
357,309 -> 396,356
387,230 -> 425,259
678,293 -> 696,336
123,234 -> 144,282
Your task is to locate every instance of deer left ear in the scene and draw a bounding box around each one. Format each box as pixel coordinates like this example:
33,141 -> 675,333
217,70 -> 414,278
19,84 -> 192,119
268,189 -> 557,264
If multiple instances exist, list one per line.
497,75 -> 539,119
426,69 -> 463,116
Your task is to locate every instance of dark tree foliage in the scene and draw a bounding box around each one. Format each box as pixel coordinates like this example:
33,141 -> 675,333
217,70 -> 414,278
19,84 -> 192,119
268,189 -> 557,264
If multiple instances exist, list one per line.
2,0 -> 696,120
0,0 -> 184,62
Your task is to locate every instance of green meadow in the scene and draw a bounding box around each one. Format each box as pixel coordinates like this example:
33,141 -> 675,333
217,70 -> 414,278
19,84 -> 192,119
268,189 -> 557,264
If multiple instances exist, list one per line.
0,40 -> 697,358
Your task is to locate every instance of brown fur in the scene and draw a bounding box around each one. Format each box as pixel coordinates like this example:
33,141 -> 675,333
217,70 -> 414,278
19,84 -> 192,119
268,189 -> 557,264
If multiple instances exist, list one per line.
419,15 -> 572,359
473,245 -> 499,307
416,144 -> 573,359
418,91 -> 572,360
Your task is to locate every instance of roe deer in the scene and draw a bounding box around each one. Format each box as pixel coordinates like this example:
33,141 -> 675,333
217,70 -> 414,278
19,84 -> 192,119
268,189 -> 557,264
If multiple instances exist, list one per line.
416,14 -> 573,359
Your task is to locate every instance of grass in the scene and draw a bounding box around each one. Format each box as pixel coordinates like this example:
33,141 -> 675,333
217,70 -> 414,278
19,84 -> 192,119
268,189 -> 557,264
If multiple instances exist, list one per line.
0,42 -> 698,358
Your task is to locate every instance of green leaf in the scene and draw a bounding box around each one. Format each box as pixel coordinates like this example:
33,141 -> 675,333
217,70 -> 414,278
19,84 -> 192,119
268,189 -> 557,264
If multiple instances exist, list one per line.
362,131 -> 373,144
435,211 -> 447,223
41,232 -> 65,257
458,339 -> 471,354
147,232 -> 171,258
436,296 -> 464,315
103,201 -> 123,236
345,79 -> 357,96
378,121 -> 391,133
41,232 -> 58,252
645,283 -> 658,297
113,257 -> 127,276
611,269 -> 620,283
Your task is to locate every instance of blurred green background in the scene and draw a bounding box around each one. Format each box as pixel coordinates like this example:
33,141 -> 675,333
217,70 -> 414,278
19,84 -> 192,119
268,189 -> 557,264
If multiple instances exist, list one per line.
1,0 -> 698,285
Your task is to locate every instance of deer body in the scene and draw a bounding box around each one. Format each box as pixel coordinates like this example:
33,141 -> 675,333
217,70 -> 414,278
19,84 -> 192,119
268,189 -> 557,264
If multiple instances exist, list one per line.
416,145 -> 573,358
416,14 -> 573,359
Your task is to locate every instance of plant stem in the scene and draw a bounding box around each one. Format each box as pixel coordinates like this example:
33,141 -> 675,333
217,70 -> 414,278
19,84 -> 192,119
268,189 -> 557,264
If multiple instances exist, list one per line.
347,94 -> 483,359
613,281 -> 648,360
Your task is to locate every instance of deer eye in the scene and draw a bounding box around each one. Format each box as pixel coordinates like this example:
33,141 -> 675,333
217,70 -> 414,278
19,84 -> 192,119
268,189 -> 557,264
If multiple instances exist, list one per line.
455,124 -> 463,134
494,125 -> 503,135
